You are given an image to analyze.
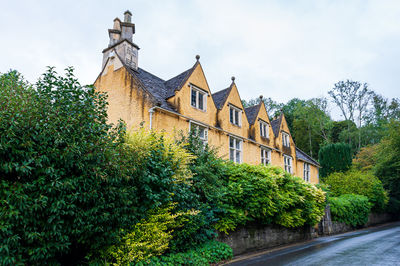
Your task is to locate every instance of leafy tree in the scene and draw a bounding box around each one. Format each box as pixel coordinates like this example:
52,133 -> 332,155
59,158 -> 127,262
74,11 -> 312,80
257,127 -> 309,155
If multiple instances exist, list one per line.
374,120 -> 400,216
328,80 -> 372,150
318,143 -> 352,178
0,68 -> 191,264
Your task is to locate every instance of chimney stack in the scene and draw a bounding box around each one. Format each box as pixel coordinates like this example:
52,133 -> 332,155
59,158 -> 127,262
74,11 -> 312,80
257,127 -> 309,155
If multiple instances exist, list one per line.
102,10 -> 139,71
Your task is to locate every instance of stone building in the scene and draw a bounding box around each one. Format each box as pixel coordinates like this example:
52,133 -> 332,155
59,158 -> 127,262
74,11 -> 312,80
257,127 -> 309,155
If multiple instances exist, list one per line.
94,11 -> 320,184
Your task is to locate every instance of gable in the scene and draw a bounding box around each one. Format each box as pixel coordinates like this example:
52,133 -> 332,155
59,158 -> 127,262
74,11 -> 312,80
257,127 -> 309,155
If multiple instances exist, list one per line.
167,62 -> 218,124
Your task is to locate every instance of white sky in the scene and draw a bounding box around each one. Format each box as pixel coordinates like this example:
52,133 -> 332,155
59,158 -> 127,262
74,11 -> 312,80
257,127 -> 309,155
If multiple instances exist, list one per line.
1,0 -> 399,119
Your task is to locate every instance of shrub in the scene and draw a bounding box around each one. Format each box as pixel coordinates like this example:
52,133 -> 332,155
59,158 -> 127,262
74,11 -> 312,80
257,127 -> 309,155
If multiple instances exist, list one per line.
140,240 -> 233,266
215,163 -> 326,233
324,170 -> 388,212
101,204 -> 190,265
318,143 -> 352,178
329,194 -> 371,226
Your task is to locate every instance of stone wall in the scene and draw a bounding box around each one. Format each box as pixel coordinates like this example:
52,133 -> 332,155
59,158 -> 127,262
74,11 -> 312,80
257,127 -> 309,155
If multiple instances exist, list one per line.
217,225 -> 317,256
218,209 -> 394,256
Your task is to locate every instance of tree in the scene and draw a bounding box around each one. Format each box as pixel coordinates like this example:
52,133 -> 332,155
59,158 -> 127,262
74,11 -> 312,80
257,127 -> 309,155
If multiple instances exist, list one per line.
318,143 -> 352,179
328,80 -> 372,150
374,120 -> 400,216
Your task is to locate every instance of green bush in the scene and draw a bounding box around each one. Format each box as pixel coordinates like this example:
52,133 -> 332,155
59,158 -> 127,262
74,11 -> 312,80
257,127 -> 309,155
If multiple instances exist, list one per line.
318,143 -> 352,178
324,170 -> 388,212
215,163 -> 326,233
329,194 -> 371,226
139,240 -> 233,266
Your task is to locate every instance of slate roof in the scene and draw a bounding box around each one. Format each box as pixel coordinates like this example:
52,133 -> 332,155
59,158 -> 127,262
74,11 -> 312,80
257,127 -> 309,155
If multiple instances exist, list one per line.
271,115 -> 282,136
244,104 -> 261,125
296,147 -> 320,166
113,52 -> 195,112
164,67 -> 195,98
212,86 -> 232,109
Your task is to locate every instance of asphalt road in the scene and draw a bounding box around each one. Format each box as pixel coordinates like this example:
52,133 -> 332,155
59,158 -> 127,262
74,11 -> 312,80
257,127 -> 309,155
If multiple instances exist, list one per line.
228,222 -> 400,266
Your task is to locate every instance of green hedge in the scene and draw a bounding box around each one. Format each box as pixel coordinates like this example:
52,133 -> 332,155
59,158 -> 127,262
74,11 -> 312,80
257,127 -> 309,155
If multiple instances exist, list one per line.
215,163 -> 326,233
324,170 -> 388,212
329,194 -> 371,226
138,241 -> 233,266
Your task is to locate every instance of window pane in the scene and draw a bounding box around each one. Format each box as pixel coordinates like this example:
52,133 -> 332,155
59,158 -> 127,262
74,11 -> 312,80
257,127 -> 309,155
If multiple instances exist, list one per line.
198,127 -> 205,138
230,149 -> 235,161
236,151 -> 240,163
230,137 -> 234,148
236,139 -> 241,149
230,108 -> 233,123
235,110 -> 239,125
198,92 -> 203,110
191,90 -> 197,107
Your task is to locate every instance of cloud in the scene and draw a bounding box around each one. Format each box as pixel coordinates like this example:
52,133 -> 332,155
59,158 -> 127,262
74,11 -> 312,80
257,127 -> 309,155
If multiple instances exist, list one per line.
1,0 -> 399,119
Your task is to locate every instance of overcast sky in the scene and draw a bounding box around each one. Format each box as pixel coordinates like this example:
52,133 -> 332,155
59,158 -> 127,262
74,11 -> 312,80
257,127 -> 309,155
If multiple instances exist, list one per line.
1,0 -> 399,118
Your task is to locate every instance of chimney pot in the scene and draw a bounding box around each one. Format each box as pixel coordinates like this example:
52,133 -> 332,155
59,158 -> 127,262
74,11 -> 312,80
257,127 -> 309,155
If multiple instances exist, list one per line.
124,10 -> 132,23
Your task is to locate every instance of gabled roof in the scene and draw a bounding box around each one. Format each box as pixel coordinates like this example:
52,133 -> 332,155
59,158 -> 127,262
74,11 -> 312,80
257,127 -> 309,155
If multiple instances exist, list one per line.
244,104 -> 261,125
164,64 -> 197,99
296,147 -> 320,167
106,51 -> 199,112
271,114 -> 283,136
212,85 -> 232,109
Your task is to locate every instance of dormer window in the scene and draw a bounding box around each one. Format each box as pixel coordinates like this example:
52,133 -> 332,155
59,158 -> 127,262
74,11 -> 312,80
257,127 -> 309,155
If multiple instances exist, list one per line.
259,120 -> 269,138
229,105 -> 242,127
191,85 -> 207,111
282,132 -> 290,147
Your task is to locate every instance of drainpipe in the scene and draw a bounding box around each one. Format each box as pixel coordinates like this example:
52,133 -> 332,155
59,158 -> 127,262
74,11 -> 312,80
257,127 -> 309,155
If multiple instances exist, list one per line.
149,107 -> 156,130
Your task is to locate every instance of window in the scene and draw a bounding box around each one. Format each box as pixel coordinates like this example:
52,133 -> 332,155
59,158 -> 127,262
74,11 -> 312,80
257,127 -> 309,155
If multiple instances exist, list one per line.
303,163 -> 310,182
190,85 -> 206,111
284,155 -> 292,173
190,122 -> 208,146
282,132 -> 290,147
261,148 -> 271,165
259,120 -> 269,138
229,136 -> 242,163
229,105 -> 242,126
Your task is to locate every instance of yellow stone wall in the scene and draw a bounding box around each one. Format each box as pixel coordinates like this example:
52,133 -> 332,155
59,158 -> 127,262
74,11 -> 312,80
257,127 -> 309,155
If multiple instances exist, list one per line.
94,59 -> 320,184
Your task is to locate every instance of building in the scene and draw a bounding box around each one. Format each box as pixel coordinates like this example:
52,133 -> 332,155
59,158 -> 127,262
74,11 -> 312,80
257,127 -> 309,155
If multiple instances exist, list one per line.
94,11 -> 320,184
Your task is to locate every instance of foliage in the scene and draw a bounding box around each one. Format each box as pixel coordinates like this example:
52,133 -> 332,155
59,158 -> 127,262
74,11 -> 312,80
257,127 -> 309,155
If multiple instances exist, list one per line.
101,204 -> 188,265
374,120 -> 400,216
215,163 -> 326,233
139,240 -> 233,266
323,170 -> 388,212
352,145 -> 379,172
329,194 -> 371,227
0,69 -> 194,264
318,143 -> 352,178
170,133 -> 229,252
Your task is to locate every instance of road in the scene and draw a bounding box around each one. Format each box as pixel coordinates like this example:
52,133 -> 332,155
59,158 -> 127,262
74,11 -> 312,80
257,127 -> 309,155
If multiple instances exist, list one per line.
228,222 -> 400,266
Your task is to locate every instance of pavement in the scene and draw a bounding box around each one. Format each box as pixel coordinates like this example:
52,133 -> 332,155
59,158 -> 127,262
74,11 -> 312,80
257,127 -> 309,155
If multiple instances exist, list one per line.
225,222 -> 400,266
